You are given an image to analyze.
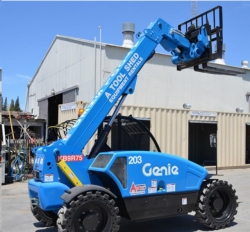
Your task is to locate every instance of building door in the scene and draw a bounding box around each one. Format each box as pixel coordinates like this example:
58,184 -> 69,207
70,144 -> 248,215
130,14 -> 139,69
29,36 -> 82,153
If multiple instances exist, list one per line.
62,89 -> 76,104
48,94 -> 62,128
188,122 -> 217,166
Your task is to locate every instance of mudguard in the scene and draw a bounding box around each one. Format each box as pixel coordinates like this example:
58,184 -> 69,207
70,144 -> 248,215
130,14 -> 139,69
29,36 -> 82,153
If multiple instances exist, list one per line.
61,185 -> 117,204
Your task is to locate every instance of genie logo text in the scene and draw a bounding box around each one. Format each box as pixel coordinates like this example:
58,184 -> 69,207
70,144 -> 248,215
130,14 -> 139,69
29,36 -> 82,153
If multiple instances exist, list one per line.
142,163 -> 179,177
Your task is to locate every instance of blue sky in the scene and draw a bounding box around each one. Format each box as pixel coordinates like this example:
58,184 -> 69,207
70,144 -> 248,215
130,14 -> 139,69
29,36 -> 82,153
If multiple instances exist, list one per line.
1,1 -> 250,111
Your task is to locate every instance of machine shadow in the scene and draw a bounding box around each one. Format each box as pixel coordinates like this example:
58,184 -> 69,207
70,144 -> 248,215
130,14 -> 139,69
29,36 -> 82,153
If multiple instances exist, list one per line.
34,215 -> 238,232
119,215 -> 238,232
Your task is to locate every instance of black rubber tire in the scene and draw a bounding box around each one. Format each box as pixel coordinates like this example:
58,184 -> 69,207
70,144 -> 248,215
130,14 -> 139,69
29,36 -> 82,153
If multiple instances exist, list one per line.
57,191 -> 120,232
30,204 -> 57,227
5,155 -> 16,174
195,179 -> 238,229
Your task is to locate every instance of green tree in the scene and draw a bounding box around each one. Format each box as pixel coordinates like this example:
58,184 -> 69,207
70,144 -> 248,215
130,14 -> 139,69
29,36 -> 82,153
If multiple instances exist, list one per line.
14,96 -> 21,112
9,99 -> 15,111
1,96 -> 3,111
3,97 -> 7,111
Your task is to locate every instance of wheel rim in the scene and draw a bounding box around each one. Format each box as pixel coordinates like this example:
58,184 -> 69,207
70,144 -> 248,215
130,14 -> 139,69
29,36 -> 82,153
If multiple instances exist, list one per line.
208,188 -> 233,222
73,202 -> 109,232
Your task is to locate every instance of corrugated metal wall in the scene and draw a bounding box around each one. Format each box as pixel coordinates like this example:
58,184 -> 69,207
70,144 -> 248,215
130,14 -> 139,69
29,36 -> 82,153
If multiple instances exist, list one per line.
118,106 -> 190,159
28,38 -> 97,117
29,40 -> 250,118
105,45 -> 250,114
38,99 -> 48,120
58,101 -> 250,168
120,106 -> 250,168
217,112 -> 249,167
0,68 -> 2,124
58,101 -> 86,123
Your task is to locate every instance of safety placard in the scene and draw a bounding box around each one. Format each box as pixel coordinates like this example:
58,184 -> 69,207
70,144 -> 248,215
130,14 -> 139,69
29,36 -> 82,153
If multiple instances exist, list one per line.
151,179 -> 157,187
148,187 -> 157,194
130,182 -> 146,195
44,174 -> 54,182
166,183 -> 176,192
182,197 -> 187,205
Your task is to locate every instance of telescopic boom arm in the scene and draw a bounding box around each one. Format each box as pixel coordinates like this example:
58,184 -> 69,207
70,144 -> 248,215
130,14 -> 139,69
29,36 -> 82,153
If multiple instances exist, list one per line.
60,16 -> 214,154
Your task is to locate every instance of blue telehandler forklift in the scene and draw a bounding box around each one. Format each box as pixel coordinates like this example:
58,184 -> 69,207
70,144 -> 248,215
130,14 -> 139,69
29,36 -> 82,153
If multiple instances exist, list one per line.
28,6 -> 238,232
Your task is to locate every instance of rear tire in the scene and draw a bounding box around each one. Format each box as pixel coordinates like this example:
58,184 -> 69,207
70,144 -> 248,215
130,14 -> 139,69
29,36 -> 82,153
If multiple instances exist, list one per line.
195,180 -> 238,229
30,204 -> 57,227
57,191 -> 120,232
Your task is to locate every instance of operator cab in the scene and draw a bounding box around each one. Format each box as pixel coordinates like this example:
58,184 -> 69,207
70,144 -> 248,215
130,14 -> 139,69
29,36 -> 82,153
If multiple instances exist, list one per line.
89,115 -> 161,158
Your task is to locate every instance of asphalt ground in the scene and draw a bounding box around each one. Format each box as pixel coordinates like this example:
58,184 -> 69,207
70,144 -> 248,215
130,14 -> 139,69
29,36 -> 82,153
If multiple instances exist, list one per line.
1,167 -> 250,232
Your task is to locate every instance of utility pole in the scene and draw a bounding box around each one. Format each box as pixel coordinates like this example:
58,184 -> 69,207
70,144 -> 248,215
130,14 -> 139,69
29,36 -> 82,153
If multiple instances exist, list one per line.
191,0 -> 198,17
98,26 -> 102,89
94,36 -> 97,95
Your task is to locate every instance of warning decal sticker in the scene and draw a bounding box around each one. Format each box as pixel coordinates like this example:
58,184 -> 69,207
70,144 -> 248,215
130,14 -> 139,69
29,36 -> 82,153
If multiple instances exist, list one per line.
182,197 -> 187,205
130,182 -> 146,195
166,183 -> 176,192
44,174 -> 54,182
148,187 -> 157,194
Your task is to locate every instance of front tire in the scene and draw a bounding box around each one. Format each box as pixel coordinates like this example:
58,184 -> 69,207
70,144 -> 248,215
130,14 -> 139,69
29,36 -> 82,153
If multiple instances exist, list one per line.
30,204 -> 57,227
195,180 -> 238,229
57,191 -> 120,232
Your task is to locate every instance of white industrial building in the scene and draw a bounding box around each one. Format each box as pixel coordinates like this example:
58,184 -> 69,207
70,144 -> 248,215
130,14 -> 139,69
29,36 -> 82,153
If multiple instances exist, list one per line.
0,68 -> 2,116
26,23 -> 250,169
0,68 -> 2,138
